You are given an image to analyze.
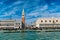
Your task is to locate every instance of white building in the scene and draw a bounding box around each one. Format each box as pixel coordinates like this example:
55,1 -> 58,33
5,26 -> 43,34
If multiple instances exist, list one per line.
36,18 -> 60,28
0,20 -> 20,29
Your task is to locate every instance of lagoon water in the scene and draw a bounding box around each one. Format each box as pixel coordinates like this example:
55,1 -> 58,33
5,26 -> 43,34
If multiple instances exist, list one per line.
0,32 -> 60,40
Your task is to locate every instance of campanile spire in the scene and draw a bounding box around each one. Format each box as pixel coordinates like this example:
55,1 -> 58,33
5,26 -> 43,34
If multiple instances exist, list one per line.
22,9 -> 24,16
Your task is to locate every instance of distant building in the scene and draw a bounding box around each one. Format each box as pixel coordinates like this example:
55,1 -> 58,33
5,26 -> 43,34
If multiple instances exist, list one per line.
36,18 -> 60,29
0,20 -> 20,29
31,22 -> 36,28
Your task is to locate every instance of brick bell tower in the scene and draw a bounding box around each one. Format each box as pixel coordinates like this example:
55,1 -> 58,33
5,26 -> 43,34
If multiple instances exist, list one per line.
21,9 -> 25,29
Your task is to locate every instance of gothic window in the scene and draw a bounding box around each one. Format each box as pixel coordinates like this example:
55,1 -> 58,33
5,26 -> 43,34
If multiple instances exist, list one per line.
56,20 -> 58,22
41,20 -> 43,22
45,20 -> 47,22
49,20 -> 51,22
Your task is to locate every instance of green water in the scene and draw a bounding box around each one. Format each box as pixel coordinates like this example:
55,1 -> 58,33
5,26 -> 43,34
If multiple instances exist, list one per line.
0,32 -> 60,40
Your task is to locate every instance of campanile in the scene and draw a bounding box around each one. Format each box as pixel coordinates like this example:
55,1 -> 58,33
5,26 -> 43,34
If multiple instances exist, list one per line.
21,9 -> 25,29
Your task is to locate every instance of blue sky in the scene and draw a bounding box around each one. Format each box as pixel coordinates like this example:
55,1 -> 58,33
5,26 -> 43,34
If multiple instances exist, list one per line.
0,0 -> 60,24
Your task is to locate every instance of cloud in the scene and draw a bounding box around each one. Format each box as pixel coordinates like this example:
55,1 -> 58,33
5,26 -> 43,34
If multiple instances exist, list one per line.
0,0 -> 60,24
26,3 -> 60,24
0,0 -> 23,14
27,12 -> 39,17
0,0 -> 23,18
14,1 -> 23,5
0,0 -> 8,4
40,5 -> 48,11
26,3 -> 60,18
26,4 -> 48,18
0,7 -> 19,17
39,12 -> 60,18
0,2 -> 3,4
27,10 -> 60,18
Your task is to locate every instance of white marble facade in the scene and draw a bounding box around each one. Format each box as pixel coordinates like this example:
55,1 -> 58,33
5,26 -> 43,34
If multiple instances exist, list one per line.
36,18 -> 60,28
0,20 -> 20,29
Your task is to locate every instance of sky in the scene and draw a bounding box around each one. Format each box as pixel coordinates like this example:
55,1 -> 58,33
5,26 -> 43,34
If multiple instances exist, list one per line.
0,0 -> 60,24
